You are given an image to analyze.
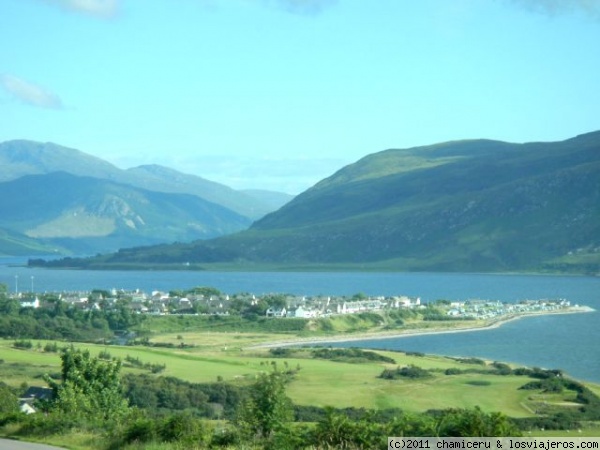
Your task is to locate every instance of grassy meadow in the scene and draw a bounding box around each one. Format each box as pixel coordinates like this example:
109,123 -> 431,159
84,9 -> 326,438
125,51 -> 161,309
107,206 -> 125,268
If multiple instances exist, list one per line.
1,330 -> 596,421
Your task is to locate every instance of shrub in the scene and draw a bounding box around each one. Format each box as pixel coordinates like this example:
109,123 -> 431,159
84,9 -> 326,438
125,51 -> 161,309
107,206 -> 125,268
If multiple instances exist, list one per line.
16,412 -> 85,437
380,365 -> 432,380
98,349 -> 112,360
465,380 -> 492,386
43,342 -> 59,353
120,417 -> 157,445
492,362 -> 512,375
13,340 -> 33,349
269,347 -> 298,358
456,357 -> 486,365
312,347 -> 396,364
160,412 -> 210,445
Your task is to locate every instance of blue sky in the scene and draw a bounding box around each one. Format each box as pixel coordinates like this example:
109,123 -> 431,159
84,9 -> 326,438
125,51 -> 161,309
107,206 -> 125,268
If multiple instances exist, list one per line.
2,0 -> 599,194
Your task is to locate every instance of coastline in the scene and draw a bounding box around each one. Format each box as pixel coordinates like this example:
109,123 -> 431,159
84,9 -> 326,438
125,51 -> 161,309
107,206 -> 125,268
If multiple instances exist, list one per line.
248,305 -> 595,349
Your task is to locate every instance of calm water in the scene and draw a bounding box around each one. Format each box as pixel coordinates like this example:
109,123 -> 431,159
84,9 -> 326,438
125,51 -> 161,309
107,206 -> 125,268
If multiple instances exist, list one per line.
322,312 -> 600,383
1,258 -> 599,382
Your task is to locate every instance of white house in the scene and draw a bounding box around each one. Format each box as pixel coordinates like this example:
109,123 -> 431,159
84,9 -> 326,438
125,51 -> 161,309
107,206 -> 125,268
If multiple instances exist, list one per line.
266,307 -> 287,318
19,297 -> 40,308
289,306 -> 316,318
19,402 -> 36,414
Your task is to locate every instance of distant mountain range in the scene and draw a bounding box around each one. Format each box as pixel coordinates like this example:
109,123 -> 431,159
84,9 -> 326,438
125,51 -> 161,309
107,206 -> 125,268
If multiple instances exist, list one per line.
0,140 -> 293,255
45,131 -> 600,274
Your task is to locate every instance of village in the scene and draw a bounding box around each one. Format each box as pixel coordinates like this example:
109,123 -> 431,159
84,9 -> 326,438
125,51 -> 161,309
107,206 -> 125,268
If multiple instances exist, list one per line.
9,287 -> 422,317
6,284 -> 576,321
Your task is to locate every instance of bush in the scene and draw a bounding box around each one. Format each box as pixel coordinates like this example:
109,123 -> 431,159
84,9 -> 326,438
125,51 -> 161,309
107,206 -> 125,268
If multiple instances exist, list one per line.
269,347 -> 298,358
98,349 -> 112,360
492,362 -> 512,375
465,380 -> 492,386
0,383 -> 18,415
455,357 -> 486,365
160,412 -> 210,445
43,342 -> 59,353
380,365 -> 432,380
13,340 -> 33,349
519,381 -> 543,390
16,412 -> 86,437
120,417 -> 157,445
312,347 -> 396,364
0,412 -> 24,427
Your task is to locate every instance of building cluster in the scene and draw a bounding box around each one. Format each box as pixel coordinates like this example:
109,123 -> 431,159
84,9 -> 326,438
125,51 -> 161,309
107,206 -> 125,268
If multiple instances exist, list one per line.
9,288 -> 422,318
8,286 -> 575,321
267,295 -> 421,318
445,298 -> 573,320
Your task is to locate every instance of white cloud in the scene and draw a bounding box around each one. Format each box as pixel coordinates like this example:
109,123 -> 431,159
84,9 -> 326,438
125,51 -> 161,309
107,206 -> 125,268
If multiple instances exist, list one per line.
41,0 -> 119,18
0,74 -> 63,109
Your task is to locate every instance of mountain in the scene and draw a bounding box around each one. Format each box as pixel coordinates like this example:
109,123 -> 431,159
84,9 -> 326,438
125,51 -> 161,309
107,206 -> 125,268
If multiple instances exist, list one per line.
239,189 -> 295,211
59,131 -> 600,274
0,140 -> 291,220
0,139 -> 295,255
0,172 -> 252,255
0,140 -> 123,182
125,165 -> 281,220
0,227 -> 66,256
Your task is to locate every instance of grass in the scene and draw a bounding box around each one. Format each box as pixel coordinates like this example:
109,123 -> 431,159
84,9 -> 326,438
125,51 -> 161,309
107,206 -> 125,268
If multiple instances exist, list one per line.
283,356 -> 533,416
148,331 -> 291,349
2,337 -> 593,420
3,327 -> 600,441
2,337 -> 600,446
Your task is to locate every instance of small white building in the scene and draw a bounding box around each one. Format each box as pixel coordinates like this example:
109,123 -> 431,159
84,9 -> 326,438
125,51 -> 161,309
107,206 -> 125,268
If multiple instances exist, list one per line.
266,307 -> 287,318
19,297 -> 40,309
289,306 -> 316,318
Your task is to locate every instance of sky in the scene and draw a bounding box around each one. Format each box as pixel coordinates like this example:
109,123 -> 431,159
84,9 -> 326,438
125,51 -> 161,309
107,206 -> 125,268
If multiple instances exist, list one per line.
1,0 -> 600,194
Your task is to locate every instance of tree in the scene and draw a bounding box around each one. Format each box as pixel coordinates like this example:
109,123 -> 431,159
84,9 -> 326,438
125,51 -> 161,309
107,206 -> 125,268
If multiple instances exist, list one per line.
0,383 -> 18,415
435,407 -> 521,437
236,371 -> 292,441
0,297 -> 19,315
188,286 -> 221,297
264,294 -> 287,310
46,347 -> 128,422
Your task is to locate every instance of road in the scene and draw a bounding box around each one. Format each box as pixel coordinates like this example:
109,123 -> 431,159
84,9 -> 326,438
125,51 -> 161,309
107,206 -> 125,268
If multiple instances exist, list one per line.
0,439 -> 65,450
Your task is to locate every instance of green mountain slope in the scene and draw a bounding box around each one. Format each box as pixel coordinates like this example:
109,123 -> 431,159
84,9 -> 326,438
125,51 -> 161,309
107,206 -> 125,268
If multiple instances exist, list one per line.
35,131 -> 600,274
0,140 -> 290,220
125,164 -> 285,220
0,172 -> 252,254
0,140 -> 123,182
0,227 -> 66,256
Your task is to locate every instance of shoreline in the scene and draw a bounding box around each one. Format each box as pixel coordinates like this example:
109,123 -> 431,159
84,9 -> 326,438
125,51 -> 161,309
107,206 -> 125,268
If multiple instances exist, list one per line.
248,305 -> 595,349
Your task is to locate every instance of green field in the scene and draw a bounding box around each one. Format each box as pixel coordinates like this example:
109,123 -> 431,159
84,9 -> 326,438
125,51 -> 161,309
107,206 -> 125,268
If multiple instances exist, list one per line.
1,334 -> 596,421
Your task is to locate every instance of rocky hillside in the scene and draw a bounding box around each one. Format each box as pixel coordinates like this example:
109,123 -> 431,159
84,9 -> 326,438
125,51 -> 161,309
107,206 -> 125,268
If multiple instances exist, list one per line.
0,172 -> 252,255
0,171 -> 254,255
59,131 -> 600,274
0,140 -> 294,255
0,140 -> 290,220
